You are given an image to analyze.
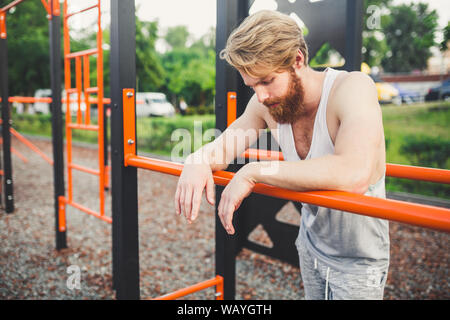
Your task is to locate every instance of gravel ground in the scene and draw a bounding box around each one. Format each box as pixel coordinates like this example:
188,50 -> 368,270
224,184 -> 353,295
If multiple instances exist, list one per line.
0,137 -> 448,300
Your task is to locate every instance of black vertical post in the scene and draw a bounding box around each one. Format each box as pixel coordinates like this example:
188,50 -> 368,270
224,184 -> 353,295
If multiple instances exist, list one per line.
0,22 -> 14,214
345,0 -> 363,71
49,1 -> 66,249
110,0 -> 140,299
215,0 -> 250,300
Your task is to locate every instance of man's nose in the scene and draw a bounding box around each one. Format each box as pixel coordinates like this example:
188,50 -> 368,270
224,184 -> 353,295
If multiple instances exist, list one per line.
254,86 -> 269,104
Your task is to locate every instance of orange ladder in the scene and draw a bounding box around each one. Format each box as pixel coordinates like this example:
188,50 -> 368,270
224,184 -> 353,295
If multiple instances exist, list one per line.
58,0 -> 111,232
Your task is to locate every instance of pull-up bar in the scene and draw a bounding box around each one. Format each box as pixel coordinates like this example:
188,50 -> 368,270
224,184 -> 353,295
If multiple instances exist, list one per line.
123,89 -> 450,234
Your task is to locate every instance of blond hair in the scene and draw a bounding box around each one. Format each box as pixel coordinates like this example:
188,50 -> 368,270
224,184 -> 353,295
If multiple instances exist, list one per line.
219,10 -> 309,78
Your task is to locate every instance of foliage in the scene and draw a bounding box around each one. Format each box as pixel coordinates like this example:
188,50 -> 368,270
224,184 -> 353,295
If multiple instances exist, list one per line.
0,1 -> 50,96
381,3 -> 439,72
440,21 -> 450,52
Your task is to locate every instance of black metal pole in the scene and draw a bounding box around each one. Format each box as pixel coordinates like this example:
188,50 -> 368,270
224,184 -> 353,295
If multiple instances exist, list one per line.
49,1 -> 66,250
103,103 -> 109,190
215,0 -> 251,300
0,30 -> 14,214
345,0 -> 363,71
110,0 -> 140,300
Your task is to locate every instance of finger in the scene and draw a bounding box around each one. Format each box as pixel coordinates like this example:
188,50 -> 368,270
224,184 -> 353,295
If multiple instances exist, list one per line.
217,197 -> 226,231
183,185 -> 193,222
179,186 -> 186,218
174,185 -> 181,215
205,175 -> 216,206
223,201 -> 235,234
190,187 -> 202,222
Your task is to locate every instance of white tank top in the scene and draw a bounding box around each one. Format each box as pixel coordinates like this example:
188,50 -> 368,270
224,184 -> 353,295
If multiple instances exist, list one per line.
276,68 -> 390,273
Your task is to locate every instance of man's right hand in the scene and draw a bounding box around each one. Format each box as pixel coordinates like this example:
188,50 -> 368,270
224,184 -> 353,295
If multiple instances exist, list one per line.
174,161 -> 216,223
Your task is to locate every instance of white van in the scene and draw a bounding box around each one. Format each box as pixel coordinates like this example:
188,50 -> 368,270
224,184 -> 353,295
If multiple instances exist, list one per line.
33,89 -> 52,114
33,89 -> 86,115
136,92 -> 175,117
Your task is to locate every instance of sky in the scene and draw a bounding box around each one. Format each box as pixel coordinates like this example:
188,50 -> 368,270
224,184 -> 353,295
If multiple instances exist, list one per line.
68,0 -> 449,45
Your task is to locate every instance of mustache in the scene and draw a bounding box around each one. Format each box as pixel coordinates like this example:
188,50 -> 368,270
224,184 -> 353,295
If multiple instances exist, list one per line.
263,98 -> 282,108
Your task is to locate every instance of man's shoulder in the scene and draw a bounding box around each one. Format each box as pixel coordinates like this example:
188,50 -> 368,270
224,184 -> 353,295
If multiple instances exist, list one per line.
329,71 -> 379,116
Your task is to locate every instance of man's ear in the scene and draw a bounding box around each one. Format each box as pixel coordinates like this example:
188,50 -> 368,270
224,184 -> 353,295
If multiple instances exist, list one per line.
293,49 -> 305,69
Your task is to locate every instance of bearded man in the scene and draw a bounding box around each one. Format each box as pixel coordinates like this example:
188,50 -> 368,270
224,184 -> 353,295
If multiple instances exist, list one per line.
174,10 -> 389,300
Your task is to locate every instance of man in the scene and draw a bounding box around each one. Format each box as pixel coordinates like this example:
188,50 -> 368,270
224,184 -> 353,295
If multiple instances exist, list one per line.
174,10 -> 389,300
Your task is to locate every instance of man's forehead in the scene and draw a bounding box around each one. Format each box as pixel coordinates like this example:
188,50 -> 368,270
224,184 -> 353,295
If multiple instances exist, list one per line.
240,71 -> 273,86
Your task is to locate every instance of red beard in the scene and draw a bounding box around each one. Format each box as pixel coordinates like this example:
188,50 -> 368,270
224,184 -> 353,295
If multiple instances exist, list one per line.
263,70 -> 306,124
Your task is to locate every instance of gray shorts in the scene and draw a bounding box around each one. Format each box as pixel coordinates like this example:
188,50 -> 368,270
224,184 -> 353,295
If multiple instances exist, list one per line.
297,242 -> 388,300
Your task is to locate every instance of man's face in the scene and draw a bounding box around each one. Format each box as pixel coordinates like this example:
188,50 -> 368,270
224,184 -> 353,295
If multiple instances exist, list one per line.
241,69 -> 306,124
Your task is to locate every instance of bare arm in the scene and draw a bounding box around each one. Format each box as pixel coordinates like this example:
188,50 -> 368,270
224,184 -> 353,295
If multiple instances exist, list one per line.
176,94 -> 267,222
218,72 -> 385,234
186,94 -> 267,170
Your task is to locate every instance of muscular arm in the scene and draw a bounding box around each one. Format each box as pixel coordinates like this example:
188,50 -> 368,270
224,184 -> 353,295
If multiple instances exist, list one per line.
247,72 -> 383,194
186,94 -> 267,170
218,72 -> 385,234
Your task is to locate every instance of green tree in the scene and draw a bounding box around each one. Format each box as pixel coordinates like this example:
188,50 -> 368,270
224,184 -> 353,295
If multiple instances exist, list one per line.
164,25 -> 190,49
361,0 -> 392,68
0,1 -> 50,96
135,18 -> 165,92
381,3 -> 439,73
440,21 -> 450,52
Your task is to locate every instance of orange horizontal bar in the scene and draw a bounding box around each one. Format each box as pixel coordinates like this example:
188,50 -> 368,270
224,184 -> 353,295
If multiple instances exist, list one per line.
125,154 -> 450,233
65,48 -> 98,59
243,149 -> 450,185
67,123 -> 99,131
85,87 -> 98,93
1,0 -> 27,12
153,276 -> 224,300
66,88 -> 77,94
7,96 -> 52,103
386,163 -> 450,184
64,199 -> 112,224
69,163 -> 99,176
65,4 -> 98,19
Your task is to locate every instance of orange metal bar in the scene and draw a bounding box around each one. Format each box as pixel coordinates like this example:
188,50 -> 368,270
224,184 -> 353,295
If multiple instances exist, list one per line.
96,0 -> 105,216
85,87 -> 98,94
69,163 -> 99,176
153,276 -> 224,300
75,56 -> 82,124
40,0 -> 50,15
0,0 -> 27,12
65,48 -> 98,59
125,154 -> 450,233
58,196 -> 66,232
8,96 -> 52,103
67,123 -> 99,131
123,89 -> 136,163
65,3 -> 98,19
242,148 -> 450,184
0,12 -> 6,39
386,163 -> 450,184
59,196 -> 111,225
10,127 -> 53,165
83,54 -> 91,124
10,146 -> 28,163
227,92 -> 237,127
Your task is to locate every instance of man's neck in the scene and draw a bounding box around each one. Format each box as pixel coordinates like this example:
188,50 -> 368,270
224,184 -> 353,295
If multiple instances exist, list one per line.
298,67 -> 327,118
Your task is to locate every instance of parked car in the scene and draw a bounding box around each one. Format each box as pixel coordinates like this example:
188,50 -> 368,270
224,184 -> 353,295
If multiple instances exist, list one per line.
33,88 -> 52,114
33,89 -> 86,115
369,74 -> 401,105
136,92 -> 175,117
425,79 -> 450,101
392,84 -> 422,104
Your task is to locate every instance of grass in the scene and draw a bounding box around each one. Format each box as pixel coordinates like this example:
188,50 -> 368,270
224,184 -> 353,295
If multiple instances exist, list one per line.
10,101 -> 450,199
